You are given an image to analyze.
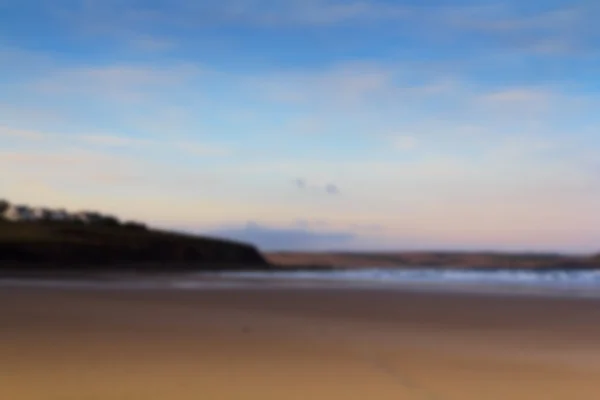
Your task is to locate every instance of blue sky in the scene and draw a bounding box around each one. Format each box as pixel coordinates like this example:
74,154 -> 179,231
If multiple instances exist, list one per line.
2,0 -> 600,252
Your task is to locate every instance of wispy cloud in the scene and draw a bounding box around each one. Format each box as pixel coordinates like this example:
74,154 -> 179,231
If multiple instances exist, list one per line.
228,0 -> 412,26
432,4 -> 592,55
127,36 -> 177,52
483,88 -> 553,104
392,136 -> 418,151
526,38 -> 577,55
82,134 -> 233,158
477,87 -> 563,120
33,63 -> 203,103
442,5 -> 582,33
174,141 -> 233,157
249,62 -> 396,108
57,0 -> 412,33
0,103 -> 66,129
31,1 -> 600,60
0,125 -> 49,141
81,134 -> 157,147
1,123 -> 233,163
0,149 -> 130,177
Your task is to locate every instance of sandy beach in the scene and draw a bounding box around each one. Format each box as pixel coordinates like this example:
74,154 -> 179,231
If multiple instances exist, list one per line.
2,283 -> 600,399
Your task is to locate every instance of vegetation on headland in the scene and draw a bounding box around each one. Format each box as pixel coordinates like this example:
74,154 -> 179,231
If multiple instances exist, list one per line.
0,200 -> 268,270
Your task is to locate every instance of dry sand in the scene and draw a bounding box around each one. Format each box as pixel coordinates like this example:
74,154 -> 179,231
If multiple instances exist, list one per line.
2,284 -> 600,399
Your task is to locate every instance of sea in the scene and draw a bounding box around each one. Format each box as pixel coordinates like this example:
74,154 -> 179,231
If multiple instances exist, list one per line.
3,267 -> 600,298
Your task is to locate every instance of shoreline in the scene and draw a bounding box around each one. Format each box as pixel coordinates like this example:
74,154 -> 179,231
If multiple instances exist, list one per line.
4,268 -> 600,300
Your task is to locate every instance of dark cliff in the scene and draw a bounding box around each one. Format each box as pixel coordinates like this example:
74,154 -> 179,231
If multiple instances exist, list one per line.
0,220 -> 269,270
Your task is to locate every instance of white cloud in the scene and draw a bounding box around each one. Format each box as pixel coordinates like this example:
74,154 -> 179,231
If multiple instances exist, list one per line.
83,65 -> 191,85
0,124 -> 158,150
478,87 -> 558,118
174,141 -> 233,157
526,38 -> 578,55
489,135 -> 560,160
0,46 -> 57,75
0,120 -> 233,163
483,88 -> 552,104
438,5 -> 583,33
127,36 -> 177,52
59,0 -> 412,31
392,136 -> 418,151
41,0 -> 600,63
245,1 -> 412,26
80,134 -> 156,147
285,117 -> 327,135
410,4 -> 593,57
0,125 -> 50,141
33,63 -> 203,103
0,103 -> 66,129
249,62 -> 395,108
0,149 -> 130,178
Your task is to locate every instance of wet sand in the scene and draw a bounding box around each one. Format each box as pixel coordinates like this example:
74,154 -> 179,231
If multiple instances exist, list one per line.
2,285 -> 600,399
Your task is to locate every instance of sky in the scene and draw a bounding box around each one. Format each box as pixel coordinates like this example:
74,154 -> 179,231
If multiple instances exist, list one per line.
2,0 -> 600,253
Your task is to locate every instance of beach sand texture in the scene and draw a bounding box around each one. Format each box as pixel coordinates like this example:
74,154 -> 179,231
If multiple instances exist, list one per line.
2,286 -> 600,399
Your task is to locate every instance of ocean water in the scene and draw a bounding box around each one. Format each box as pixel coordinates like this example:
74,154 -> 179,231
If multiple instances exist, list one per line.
207,268 -> 600,296
2,268 -> 600,297
228,268 -> 600,288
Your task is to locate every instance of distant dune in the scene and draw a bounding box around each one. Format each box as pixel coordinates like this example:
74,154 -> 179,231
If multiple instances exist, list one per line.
266,251 -> 600,270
